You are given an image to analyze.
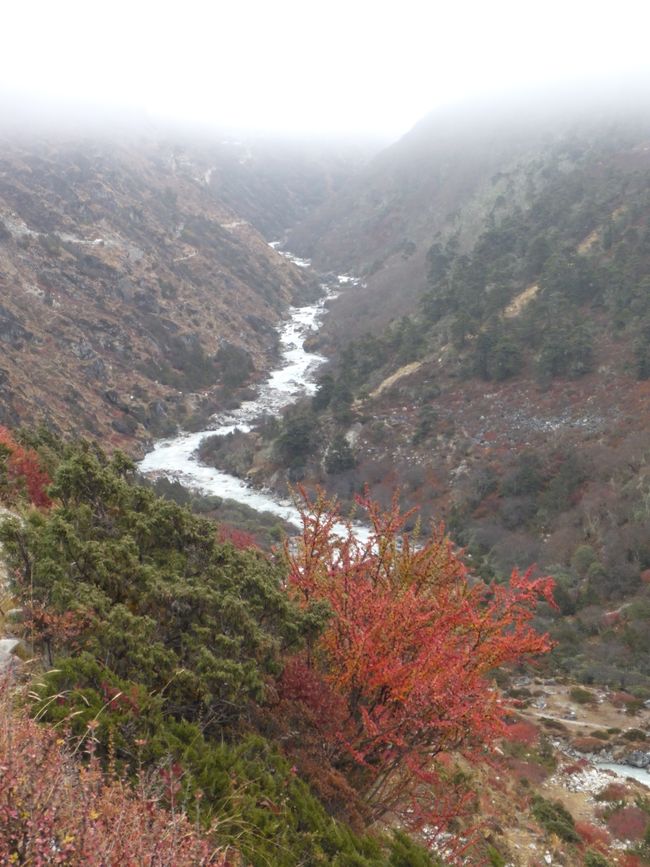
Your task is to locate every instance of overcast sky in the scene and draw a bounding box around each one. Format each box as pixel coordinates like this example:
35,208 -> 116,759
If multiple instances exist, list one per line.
1,0 -> 649,138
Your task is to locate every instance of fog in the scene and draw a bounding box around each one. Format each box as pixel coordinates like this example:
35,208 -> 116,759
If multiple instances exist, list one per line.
1,0 -> 649,140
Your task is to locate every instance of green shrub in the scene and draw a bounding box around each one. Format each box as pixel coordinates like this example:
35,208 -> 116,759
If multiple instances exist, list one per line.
584,850 -> 611,867
531,795 -> 580,842
326,432 -> 357,474
5,441 -> 441,866
0,445 -> 319,724
570,686 -> 595,705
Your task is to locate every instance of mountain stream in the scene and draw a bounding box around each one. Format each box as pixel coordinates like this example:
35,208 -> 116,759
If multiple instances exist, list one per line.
139,253 -> 353,530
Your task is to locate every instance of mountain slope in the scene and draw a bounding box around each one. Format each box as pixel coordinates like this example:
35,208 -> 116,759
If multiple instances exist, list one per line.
0,134 -> 321,446
288,84 -> 650,341
196,135 -> 378,239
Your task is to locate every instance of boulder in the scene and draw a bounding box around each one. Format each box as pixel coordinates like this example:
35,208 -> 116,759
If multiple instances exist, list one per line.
0,638 -> 21,670
621,750 -> 650,768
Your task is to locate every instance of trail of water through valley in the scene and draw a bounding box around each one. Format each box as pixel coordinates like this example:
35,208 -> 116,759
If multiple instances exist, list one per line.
139,251 -> 356,531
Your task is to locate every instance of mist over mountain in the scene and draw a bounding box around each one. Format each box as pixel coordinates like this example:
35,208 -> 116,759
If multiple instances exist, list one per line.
218,83 -> 650,683
287,79 -> 649,329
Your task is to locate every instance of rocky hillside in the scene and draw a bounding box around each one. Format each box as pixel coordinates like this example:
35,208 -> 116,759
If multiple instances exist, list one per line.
4,432 -> 650,866
0,133 -> 350,448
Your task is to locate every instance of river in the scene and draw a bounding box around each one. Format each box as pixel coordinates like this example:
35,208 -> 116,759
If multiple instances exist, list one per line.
139,254 -> 352,528
596,761 -> 650,787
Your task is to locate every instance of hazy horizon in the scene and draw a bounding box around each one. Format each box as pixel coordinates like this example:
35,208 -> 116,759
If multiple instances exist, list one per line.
1,0 -> 650,141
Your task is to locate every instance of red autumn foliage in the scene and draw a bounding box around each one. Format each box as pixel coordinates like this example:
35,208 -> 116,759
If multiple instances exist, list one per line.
575,819 -> 611,848
99,680 -> 142,715
503,720 -> 540,746
20,602 -> 92,666
620,855 -> 644,867
602,610 -> 623,628
596,781 -> 630,802
267,658 -> 370,830
285,488 -> 555,828
0,680 -> 232,866
561,760 -> 590,775
503,758 -> 549,784
217,524 -> 259,549
606,805 -> 649,841
571,736 -> 610,754
0,426 -> 52,508
279,656 -> 349,744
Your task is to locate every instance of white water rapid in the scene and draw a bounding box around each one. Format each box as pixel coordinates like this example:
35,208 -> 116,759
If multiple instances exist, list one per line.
139,255 -> 356,530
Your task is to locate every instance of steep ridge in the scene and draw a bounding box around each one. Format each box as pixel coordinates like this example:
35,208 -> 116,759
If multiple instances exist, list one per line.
0,134 -> 333,447
288,83 -> 650,341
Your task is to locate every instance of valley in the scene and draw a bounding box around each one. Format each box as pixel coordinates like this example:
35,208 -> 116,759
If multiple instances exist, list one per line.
138,256 -> 341,526
2,89 -> 650,865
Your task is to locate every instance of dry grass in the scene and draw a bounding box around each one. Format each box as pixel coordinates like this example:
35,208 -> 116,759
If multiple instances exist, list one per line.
503,283 -> 540,318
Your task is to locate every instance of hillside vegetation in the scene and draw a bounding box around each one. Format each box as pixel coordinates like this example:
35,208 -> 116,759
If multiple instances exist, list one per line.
0,428 -> 570,864
236,108 -> 650,693
6,430 -> 650,864
2,88 -> 650,864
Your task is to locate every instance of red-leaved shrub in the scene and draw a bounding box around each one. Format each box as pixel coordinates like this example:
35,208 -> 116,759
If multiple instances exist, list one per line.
503,720 -> 540,746
0,426 -> 51,507
606,805 -> 649,841
504,758 -> 549,784
0,680 -> 232,865
571,736 -> 609,754
285,488 -> 555,842
609,691 -> 637,708
575,819 -> 611,848
595,781 -> 630,802
561,759 -> 589,775
217,524 -> 259,549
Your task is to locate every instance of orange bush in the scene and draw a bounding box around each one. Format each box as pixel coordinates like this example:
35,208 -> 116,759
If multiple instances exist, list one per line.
571,736 -> 609,754
595,781 -> 630,802
609,691 -> 637,708
503,720 -> 540,746
575,819 -> 611,848
504,758 -> 549,784
561,760 -> 589,775
217,524 -> 259,549
286,488 -> 555,831
620,855 -> 644,867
